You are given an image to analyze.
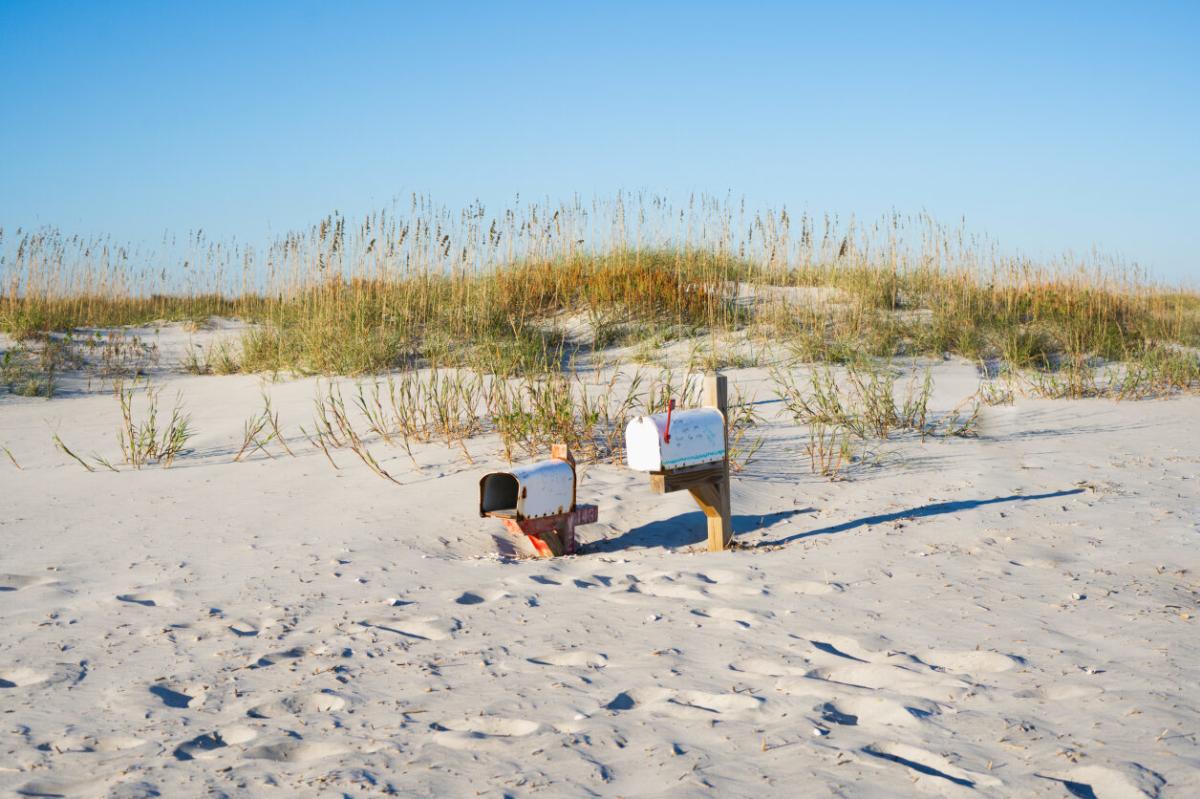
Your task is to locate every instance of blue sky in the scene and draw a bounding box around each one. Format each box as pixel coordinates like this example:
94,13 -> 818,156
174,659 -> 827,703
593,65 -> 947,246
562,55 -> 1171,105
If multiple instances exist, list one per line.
1,1 -> 1196,281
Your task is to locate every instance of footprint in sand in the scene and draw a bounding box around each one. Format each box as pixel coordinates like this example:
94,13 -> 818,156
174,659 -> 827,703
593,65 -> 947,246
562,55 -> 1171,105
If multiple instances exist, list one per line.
1039,763 -> 1165,799
802,634 -> 884,662
17,776 -> 112,798
861,742 -> 1001,789
0,667 -> 48,689
116,590 -> 179,608
173,726 -> 257,761
149,682 -> 206,709
694,606 -> 770,628
429,717 -> 543,750
0,573 -> 55,592
250,646 -> 308,669
923,649 -> 1024,674
695,570 -> 769,599
1015,682 -> 1104,701
799,663 -> 970,702
358,616 -> 460,641
605,687 -> 763,719
453,589 -> 511,605
89,735 -> 150,753
227,618 -> 269,637
817,695 -> 940,729
38,734 -> 152,755
728,657 -> 809,678
527,650 -> 608,668
0,662 -> 83,690
243,739 -> 348,763
248,691 -> 347,718
630,581 -> 710,602
787,580 -> 845,595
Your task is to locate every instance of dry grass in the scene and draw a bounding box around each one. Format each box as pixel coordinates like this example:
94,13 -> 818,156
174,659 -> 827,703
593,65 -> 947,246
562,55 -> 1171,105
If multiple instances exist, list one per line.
770,361 -> 947,441
1,443 -> 20,470
770,359 -> 981,480
2,198 -> 1195,383
114,380 -> 192,468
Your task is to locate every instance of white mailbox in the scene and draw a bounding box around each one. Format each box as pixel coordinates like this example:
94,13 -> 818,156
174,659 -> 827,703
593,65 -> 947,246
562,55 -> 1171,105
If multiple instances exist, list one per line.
479,458 -> 576,520
625,407 -> 726,472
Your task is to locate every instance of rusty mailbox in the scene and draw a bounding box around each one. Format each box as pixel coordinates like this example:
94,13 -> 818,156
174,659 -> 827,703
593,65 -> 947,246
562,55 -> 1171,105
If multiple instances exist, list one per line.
479,444 -> 598,557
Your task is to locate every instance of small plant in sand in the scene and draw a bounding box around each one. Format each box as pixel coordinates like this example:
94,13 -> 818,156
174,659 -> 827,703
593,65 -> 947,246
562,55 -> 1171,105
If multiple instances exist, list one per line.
770,361 -> 936,440
49,428 -> 118,473
575,366 -> 645,462
805,421 -> 853,479
182,338 -> 242,376
233,390 -> 295,461
486,365 -> 650,463
1022,354 -> 1105,400
310,380 -> 402,484
488,372 -> 573,462
354,370 -> 484,464
726,383 -> 765,473
1,347 -> 43,397
181,342 -> 211,376
1108,345 -> 1200,400
978,365 -> 1017,406
1,443 -> 19,469
87,330 -> 159,379
643,366 -> 703,416
114,379 -> 192,468
939,396 -> 981,437
52,431 -> 95,472
0,336 -> 81,398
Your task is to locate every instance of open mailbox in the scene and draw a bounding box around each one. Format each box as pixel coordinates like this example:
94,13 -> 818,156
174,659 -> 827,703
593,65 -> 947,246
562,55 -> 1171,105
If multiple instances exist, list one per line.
479,445 -> 598,557
480,459 -> 576,520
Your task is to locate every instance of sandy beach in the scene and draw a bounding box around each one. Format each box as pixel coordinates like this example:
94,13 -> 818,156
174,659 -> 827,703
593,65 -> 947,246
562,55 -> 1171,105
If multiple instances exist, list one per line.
2,327 -> 1197,798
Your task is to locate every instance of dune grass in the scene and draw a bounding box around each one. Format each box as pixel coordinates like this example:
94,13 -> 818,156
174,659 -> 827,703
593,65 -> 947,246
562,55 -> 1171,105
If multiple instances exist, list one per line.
2,197 -> 1197,383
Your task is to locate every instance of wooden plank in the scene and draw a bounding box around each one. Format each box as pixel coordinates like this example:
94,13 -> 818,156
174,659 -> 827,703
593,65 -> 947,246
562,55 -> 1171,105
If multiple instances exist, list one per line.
484,508 -> 519,520
574,504 -> 599,525
535,528 -> 564,557
502,517 -> 564,557
649,463 -> 725,494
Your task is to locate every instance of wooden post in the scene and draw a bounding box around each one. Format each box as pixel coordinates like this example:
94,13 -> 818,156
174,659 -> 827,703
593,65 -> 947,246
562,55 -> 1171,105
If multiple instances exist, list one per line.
697,373 -> 732,552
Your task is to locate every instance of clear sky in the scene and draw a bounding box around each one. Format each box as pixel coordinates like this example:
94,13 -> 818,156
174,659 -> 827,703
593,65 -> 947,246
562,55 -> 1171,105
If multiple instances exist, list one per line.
1,1 -> 1196,281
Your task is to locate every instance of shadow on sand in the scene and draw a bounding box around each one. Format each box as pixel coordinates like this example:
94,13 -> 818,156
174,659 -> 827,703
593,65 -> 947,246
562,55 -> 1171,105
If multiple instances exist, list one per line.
590,488 -> 1085,553
590,508 -> 812,553
756,488 -> 1085,547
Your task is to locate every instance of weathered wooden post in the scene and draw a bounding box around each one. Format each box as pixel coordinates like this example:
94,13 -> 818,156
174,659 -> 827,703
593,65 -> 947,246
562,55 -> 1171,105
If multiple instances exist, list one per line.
628,372 -> 734,552
701,373 -> 733,551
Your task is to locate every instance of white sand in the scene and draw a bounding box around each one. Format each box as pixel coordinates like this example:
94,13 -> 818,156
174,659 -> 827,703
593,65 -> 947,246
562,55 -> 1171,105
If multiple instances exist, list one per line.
1,327 -> 1198,797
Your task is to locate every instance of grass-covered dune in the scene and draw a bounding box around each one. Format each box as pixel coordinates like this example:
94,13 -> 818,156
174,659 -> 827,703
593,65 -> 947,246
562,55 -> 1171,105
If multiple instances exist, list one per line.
2,195 -> 1197,381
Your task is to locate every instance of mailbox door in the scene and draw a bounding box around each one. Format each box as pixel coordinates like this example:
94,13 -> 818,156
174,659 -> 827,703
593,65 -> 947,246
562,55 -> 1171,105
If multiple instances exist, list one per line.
509,459 -> 576,518
480,472 -> 520,517
626,407 -> 725,472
